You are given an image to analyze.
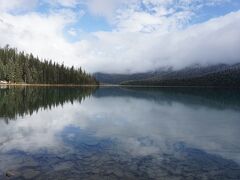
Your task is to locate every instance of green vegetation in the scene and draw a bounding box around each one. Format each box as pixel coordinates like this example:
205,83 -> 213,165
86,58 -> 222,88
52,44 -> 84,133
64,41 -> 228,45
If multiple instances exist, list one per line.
121,71 -> 240,87
0,45 -> 98,85
0,86 -> 97,121
95,64 -> 240,87
121,65 -> 240,87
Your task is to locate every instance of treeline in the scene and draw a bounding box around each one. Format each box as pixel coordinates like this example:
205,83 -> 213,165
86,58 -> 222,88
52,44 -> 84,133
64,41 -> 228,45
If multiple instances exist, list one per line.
0,86 -> 97,121
0,45 -> 98,85
122,67 -> 240,87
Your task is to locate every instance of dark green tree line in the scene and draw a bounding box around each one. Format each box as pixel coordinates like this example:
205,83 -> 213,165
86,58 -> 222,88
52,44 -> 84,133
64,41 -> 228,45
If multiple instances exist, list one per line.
121,66 -> 240,87
0,45 -> 98,85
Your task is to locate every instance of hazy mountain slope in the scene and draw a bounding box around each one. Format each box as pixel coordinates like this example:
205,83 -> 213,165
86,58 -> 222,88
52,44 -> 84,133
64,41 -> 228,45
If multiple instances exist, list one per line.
94,63 -> 240,87
151,64 -> 229,80
94,72 -> 156,84
122,63 -> 240,87
94,67 -> 174,84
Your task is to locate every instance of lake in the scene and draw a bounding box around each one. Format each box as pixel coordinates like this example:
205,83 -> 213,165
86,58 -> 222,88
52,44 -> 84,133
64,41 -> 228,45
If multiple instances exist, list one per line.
0,86 -> 240,179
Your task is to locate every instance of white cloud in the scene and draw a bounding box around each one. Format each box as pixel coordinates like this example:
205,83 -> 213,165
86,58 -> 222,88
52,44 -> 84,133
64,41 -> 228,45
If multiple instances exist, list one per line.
0,0 -> 38,12
68,28 -> 77,36
0,0 -> 239,73
0,10 -> 79,66
46,0 -> 80,8
84,0 -> 123,18
82,0 -> 230,32
78,11 -> 240,73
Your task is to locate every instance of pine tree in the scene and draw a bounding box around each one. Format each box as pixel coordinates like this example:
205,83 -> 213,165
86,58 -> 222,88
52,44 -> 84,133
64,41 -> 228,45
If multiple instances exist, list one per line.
0,46 -> 98,85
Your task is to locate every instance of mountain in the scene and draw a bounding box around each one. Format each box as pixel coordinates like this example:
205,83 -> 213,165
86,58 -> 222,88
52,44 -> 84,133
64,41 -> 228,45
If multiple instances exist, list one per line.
94,67 -> 172,84
94,72 -> 155,84
94,63 -> 240,87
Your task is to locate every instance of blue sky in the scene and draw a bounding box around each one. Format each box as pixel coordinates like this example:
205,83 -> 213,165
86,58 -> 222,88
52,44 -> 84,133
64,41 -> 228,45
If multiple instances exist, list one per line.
41,1 -> 240,34
190,1 -> 240,24
0,0 -> 240,73
21,0 -> 240,39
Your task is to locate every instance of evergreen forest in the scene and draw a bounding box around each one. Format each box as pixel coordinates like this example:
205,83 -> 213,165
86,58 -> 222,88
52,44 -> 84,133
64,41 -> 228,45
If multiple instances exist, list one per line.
0,45 -> 98,85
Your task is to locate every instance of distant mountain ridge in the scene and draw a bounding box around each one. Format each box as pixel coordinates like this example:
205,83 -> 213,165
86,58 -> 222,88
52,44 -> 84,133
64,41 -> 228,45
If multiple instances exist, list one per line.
94,72 -> 156,84
94,63 -> 240,87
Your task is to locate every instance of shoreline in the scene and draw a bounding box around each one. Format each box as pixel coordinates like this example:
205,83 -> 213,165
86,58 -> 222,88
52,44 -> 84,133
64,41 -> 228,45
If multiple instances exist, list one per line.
1,83 -> 239,89
0,83 -> 99,87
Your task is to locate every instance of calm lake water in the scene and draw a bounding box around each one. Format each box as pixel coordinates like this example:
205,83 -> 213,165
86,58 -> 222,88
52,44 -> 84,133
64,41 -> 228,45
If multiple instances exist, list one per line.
0,86 -> 240,180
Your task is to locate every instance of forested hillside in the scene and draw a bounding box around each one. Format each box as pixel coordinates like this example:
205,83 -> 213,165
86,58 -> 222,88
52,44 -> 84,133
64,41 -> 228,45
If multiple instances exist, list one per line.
94,72 -> 156,84
95,64 -> 240,87
0,45 -> 98,85
94,67 -> 172,84
121,64 -> 240,87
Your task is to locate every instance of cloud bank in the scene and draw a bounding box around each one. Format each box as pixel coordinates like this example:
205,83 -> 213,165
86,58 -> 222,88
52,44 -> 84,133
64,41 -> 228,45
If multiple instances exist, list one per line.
0,0 -> 239,73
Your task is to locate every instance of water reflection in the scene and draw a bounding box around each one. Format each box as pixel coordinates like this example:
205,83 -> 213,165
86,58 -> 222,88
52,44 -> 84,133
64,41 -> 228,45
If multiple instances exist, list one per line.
0,87 -> 240,179
0,86 -> 96,121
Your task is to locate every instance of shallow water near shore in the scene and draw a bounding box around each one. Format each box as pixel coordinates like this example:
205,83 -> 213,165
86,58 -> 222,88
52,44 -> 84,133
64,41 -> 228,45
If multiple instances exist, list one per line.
0,86 -> 240,179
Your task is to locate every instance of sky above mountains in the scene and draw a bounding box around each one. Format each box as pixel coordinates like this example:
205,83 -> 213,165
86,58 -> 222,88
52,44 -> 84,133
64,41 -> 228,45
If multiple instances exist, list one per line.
0,0 -> 240,73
